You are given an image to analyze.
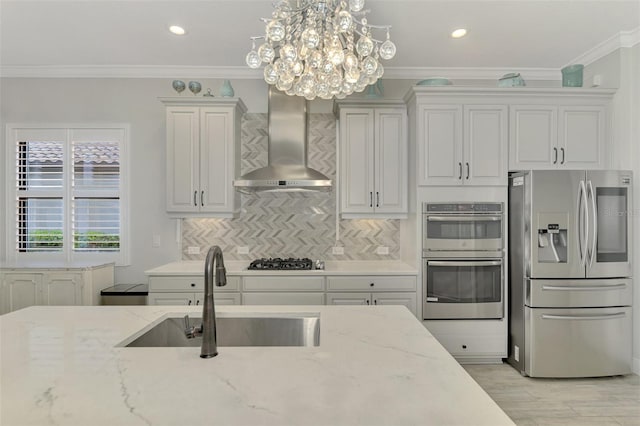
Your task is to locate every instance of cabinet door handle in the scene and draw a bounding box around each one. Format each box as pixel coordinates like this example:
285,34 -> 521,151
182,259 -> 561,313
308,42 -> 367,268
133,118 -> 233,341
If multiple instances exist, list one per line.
458,162 -> 462,179
369,192 -> 373,208
560,148 -> 565,164
200,190 -> 204,206
188,300 -> 192,305
194,191 -> 198,206
373,299 -> 377,305
196,300 -> 200,306
553,147 -> 558,164
366,300 -> 370,305
466,162 -> 470,180
376,192 -> 379,207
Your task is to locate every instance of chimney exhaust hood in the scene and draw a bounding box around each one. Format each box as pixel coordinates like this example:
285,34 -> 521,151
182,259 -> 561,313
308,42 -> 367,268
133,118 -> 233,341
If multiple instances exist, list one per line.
233,88 -> 332,194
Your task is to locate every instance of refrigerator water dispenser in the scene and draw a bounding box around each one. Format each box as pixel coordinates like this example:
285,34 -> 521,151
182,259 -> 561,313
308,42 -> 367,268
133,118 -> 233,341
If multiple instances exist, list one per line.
537,226 -> 567,263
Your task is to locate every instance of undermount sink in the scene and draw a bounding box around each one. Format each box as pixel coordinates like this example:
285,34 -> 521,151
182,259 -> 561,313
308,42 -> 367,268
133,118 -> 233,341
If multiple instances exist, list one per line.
121,314 -> 320,348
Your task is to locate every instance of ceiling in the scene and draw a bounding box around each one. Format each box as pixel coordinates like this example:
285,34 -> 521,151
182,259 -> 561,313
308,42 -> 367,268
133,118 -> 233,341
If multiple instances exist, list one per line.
1,0 -> 639,79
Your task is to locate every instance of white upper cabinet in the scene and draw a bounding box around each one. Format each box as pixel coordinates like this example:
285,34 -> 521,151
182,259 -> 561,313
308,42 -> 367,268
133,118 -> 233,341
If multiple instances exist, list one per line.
415,103 -> 507,186
335,100 -> 408,218
406,88 -> 508,187
508,92 -> 611,170
161,98 -> 246,217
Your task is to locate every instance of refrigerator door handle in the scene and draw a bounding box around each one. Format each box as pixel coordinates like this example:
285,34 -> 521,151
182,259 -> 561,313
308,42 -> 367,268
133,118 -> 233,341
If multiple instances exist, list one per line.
577,180 -> 588,266
541,312 -> 626,321
587,180 -> 597,269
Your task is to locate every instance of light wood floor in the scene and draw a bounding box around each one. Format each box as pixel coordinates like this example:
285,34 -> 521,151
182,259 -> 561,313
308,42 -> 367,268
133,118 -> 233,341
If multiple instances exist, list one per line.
463,363 -> 640,426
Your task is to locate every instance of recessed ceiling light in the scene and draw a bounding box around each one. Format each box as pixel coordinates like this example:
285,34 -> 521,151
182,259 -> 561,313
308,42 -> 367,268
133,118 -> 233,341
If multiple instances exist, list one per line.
451,28 -> 467,38
169,25 -> 186,36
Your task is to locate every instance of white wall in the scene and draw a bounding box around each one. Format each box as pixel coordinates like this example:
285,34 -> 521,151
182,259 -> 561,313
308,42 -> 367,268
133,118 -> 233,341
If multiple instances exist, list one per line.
0,77 -> 268,283
586,44 -> 640,374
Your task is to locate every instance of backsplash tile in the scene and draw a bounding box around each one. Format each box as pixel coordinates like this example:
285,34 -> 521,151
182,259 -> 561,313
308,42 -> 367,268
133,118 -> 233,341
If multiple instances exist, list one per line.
182,113 -> 400,261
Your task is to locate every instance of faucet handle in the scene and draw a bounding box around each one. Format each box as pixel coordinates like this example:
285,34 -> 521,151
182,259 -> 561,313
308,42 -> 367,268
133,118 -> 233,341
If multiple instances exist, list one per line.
183,315 -> 202,339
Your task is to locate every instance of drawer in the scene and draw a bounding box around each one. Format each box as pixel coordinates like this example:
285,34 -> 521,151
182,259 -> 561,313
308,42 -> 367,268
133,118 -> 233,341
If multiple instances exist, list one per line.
432,333 -> 506,357
243,276 -> 324,292
149,275 -> 240,292
326,276 -> 416,291
527,278 -> 632,308
242,292 -> 325,305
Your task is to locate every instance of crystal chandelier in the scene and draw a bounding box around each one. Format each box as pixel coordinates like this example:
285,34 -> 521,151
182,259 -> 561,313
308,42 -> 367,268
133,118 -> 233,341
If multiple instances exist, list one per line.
246,0 -> 396,100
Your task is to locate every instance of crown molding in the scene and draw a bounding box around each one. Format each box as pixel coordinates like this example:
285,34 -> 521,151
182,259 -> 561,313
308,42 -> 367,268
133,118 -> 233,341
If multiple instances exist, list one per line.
383,67 -> 559,81
566,27 -> 640,67
2,28 -> 637,79
0,64 -> 560,80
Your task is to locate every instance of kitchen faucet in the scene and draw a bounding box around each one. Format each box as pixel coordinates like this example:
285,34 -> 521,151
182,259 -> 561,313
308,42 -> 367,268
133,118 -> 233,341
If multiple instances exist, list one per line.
183,245 -> 227,358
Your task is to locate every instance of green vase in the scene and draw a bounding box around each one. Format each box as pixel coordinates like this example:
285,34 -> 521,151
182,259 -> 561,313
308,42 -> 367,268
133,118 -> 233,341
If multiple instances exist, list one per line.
220,79 -> 235,97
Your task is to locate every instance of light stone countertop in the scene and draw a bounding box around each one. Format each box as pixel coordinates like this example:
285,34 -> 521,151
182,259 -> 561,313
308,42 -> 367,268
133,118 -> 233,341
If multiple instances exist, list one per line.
145,260 -> 418,276
0,305 -> 514,426
0,260 -> 115,270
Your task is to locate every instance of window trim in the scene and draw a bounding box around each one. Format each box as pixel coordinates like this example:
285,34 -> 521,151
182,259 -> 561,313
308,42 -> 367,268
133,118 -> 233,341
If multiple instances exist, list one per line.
5,123 -> 130,266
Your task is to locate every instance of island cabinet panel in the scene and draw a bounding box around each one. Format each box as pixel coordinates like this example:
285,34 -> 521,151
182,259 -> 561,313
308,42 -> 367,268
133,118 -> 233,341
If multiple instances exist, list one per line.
0,264 -> 114,314
161,97 -> 246,217
335,100 -> 408,218
147,275 -> 241,306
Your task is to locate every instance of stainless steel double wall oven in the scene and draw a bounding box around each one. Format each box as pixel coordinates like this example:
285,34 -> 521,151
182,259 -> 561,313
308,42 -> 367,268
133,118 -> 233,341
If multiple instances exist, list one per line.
422,202 -> 504,320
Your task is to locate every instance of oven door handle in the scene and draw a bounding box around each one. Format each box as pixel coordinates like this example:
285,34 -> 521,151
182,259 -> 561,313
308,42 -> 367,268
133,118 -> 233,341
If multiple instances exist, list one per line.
427,260 -> 502,267
426,215 -> 502,222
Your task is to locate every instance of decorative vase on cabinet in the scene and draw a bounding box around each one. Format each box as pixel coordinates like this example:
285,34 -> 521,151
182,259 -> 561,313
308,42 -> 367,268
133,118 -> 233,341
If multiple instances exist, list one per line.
220,80 -> 235,97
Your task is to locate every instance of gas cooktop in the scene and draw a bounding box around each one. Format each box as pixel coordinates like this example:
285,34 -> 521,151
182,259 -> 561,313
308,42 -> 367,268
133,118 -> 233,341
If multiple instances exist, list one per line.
248,257 -> 313,270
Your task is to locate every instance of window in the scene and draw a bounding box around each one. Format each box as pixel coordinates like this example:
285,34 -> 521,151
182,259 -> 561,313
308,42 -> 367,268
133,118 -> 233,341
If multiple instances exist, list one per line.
7,125 -> 129,265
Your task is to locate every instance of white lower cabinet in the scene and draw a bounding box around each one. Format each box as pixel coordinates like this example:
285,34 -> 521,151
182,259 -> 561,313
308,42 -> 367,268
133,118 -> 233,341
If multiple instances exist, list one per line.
423,320 -> 507,362
326,275 -> 417,315
147,275 -> 241,306
242,276 -> 325,306
0,264 -> 114,314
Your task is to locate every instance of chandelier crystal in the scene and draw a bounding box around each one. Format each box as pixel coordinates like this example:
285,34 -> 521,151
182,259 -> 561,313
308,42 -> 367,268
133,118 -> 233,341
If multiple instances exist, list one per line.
246,0 -> 396,100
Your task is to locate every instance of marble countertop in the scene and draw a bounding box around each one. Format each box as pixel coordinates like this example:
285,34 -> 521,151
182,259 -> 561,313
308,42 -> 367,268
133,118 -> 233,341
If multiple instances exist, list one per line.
145,260 -> 418,276
1,305 -> 513,426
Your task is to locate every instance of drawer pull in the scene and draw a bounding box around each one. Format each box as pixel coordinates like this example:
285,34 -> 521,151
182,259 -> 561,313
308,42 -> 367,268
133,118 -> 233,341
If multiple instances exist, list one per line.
541,312 -> 626,321
191,283 -> 196,287
370,282 -> 374,287
542,284 -> 627,291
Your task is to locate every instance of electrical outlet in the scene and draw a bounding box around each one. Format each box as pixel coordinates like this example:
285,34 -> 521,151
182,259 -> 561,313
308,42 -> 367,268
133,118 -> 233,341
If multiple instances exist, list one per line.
514,345 -> 520,362
332,246 -> 344,255
376,246 -> 389,255
237,246 -> 249,254
187,246 -> 200,255
152,235 -> 161,248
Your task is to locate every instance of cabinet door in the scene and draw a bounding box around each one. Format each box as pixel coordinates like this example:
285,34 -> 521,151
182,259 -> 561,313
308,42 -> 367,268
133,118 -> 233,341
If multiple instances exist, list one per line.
374,108 -> 407,213
200,107 -> 234,212
464,105 -> 508,186
3,273 -> 41,312
148,292 -> 196,306
326,292 -> 371,306
558,106 -> 605,169
509,106 -> 558,170
42,272 -> 83,306
340,108 -> 375,213
371,292 -> 417,316
417,105 -> 463,185
166,107 -> 199,212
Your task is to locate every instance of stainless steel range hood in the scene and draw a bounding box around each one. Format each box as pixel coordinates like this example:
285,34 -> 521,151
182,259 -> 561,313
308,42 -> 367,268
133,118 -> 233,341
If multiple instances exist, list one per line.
234,87 -> 332,194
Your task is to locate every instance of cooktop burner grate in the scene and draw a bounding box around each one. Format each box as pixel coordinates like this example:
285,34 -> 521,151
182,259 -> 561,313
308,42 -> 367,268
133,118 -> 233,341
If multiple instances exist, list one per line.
248,257 -> 313,270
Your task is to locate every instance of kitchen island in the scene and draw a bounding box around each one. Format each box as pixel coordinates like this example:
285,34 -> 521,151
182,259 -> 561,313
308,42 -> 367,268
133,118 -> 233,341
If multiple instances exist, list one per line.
0,305 -> 514,425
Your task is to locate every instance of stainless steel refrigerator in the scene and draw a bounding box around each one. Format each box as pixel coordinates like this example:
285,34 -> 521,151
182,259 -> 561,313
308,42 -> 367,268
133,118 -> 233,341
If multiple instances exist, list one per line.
508,170 -> 633,378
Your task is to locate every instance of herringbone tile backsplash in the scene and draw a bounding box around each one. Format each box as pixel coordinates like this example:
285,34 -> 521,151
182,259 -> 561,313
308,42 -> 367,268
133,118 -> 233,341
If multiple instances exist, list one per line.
182,113 -> 400,261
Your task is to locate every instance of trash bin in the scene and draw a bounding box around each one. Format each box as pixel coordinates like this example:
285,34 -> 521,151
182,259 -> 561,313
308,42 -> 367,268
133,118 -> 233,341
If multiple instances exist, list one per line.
100,283 -> 148,305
